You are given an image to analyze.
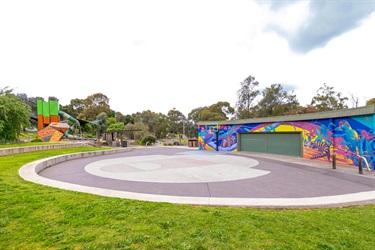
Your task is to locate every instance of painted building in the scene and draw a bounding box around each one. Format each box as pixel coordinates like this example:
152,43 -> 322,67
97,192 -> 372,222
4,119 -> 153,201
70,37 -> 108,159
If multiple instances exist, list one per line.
197,106 -> 375,169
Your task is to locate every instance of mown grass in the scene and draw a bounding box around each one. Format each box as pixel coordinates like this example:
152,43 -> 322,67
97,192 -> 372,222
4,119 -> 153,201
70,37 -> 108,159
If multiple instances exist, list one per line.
1,148 -> 375,249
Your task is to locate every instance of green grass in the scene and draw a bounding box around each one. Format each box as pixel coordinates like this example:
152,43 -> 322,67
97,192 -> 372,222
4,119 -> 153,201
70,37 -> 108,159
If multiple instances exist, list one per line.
1,148 -> 375,249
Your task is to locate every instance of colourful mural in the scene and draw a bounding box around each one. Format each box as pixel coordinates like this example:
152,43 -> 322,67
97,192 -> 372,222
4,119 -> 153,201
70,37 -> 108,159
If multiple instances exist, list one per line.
198,115 -> 375,169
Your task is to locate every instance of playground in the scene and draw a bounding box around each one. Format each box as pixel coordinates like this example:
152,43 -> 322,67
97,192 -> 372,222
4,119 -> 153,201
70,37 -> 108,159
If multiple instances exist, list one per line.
19,146 -> 375,208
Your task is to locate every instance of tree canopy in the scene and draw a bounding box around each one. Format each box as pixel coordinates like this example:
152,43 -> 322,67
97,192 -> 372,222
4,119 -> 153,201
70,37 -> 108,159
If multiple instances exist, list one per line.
0,87 -> 31,142
254,84 -> 299,117
366,98 -> 375,106
9,75 -> 369,142
310,83 -> 348,111
235,75 -> 260,119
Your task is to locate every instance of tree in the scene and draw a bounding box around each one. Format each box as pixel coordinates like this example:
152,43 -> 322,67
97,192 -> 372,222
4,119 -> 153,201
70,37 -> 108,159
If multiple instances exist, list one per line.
106,117 -> 116,128
255,84 -> 299,117
107,122 -> 125,131
310,83 -> 348,111
96,112 -> 108,134
16,93 -> 43,127
187,107 -> 207,138
286,104 -> 320,115
134,110 -> 160,136
235,75 -> 260,119
79,93 -> 111,120
60,98 -> 85,118
200,101 -> 234,121
366,98 -> 375,106
0,87 -> 31,142
167,108 -> 186,135
348,93 -> 359,108
188,107 -> 206,124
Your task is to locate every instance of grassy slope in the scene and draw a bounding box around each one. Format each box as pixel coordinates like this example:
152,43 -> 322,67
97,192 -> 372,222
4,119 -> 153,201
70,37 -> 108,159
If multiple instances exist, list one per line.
1,148 -> 374,249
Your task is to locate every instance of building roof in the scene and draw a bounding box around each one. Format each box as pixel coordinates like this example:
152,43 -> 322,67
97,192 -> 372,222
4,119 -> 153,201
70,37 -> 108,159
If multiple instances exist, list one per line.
197,105 -> 375,126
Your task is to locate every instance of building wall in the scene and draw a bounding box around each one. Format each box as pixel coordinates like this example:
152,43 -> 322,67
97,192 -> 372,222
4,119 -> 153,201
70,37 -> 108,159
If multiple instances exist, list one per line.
198,114 -> 375,169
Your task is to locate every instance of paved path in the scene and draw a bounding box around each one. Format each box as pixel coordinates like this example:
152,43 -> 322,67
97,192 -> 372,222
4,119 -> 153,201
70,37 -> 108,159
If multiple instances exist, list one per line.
22,146 -> 375,208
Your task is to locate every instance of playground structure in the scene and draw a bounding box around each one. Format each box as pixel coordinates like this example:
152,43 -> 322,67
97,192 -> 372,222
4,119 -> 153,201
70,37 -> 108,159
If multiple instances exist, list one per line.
37,99 -> 81,142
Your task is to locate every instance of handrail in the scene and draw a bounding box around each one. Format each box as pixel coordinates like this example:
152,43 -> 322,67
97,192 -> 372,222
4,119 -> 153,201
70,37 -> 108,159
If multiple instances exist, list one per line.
357,155 -> 371,171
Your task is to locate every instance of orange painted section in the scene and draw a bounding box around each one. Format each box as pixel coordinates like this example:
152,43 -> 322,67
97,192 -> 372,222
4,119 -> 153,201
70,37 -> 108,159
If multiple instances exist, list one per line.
38,126 -> 56,142
43,116 -> 50,125
49,122 -> 70,133
37,115 -> 44,131
49,130 -> 63,142
50,115 -> 60,123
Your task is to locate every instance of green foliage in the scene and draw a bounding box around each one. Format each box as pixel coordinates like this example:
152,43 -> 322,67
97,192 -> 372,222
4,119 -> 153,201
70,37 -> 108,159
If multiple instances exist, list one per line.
59,98 -> 85,119
77,93 -> 111,121
194,102 -> 234,122
311,83 -> 348,111
106,117 -> 116,128
167,108 -> 186,134
133,110 -> 167,138
255,83 -> 299,117
96,112 -> 108,133
30,138 -> 43,142
201,101 -> 234,121
102,141 -> 109,145
0,87 -> 31,142
134,122 -> 150,139
235,75 -> 260,119
366,97 -> 375,106
107,122 -> 125,131
140,135 -> 156,145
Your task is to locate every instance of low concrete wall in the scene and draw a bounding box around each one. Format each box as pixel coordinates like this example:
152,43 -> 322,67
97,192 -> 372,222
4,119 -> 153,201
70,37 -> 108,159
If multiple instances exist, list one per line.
21,148 -> 130,174
0,143 -> 87,156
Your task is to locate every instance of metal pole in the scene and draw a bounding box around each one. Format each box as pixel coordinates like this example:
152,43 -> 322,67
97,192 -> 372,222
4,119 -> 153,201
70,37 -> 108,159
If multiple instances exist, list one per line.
216,131 -> 219,151
359,158 -> 363,174
332,155 -> 336,169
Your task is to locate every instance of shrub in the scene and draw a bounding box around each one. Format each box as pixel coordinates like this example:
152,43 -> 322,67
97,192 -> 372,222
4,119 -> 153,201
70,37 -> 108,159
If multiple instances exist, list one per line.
140,136 -> 156,145
102,141 -> 109,145
30,138 -> 43,143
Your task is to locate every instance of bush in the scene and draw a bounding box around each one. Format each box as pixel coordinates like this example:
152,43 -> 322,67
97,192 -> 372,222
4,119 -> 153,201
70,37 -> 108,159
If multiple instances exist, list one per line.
140,136 -> 156,146
31,138 -> 43,143
83,133 -> 96,139
102,141 -> 109,146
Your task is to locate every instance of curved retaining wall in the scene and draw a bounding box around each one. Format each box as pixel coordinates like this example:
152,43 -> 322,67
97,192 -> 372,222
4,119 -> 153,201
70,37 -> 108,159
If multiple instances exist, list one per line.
20,148 -> 130,174
0,143 -> 88,156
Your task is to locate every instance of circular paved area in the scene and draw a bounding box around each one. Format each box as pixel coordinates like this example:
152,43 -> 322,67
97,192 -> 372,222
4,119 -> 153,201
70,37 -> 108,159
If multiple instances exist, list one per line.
22,147 -> 375,208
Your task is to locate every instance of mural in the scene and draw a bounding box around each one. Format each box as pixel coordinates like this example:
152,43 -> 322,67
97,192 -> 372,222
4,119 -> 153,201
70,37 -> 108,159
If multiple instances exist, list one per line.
198,115 -> 375,169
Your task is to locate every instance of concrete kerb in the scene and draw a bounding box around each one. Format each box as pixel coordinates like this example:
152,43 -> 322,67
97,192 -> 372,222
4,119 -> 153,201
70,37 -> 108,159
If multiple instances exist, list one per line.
0,143 -> 87,156
18,146 -> 375,208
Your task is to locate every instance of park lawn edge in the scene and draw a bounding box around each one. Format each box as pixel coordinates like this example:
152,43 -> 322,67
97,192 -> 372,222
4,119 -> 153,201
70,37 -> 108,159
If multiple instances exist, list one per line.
1,147 -> 375,249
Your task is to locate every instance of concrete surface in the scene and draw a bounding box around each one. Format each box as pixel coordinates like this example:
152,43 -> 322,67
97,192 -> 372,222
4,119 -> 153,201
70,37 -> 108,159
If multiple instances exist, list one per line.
19,146 -> 375,208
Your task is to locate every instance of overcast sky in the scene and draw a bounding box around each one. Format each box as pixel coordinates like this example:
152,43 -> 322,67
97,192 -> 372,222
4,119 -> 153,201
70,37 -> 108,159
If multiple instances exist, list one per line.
1,0 -> 374,117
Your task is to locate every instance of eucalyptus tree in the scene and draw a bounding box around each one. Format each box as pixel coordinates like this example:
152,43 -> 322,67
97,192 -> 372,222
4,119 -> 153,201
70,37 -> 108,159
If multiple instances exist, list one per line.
134,110 -> 160,136
366,97 -> 375,106
310,83 -> 348,111
235,75 -> 260,119
200,101 -> 235,121
167,108 -> 186,135
79,93 -> 111,121
255,83 -> 299,117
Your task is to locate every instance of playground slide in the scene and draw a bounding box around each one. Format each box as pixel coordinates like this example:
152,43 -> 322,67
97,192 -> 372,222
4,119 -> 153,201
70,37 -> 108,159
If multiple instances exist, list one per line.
58,111 -> 80,138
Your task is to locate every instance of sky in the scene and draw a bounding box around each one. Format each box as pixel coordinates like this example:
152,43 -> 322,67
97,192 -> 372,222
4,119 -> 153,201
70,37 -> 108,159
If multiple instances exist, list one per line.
1,0 -> 374,117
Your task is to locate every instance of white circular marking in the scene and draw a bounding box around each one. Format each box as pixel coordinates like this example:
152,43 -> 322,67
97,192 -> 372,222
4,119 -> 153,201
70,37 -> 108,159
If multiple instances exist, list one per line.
84,154 -> 269,183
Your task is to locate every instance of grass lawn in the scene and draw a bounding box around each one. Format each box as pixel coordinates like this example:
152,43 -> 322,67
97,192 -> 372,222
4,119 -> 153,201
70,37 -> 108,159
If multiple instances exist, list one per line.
1,148 -> 375,249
